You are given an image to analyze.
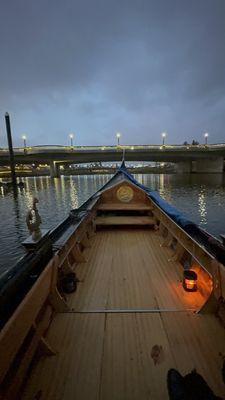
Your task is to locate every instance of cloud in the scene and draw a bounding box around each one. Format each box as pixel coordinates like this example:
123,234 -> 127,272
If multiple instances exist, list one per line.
0,0 -> 225,146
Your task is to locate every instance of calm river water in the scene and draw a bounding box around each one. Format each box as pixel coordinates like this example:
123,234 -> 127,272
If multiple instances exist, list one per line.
0,173 -> 225,276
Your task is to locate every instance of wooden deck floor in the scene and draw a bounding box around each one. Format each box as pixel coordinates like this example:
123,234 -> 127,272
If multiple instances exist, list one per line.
68,229 -> 205,311
22,230 -> 225,399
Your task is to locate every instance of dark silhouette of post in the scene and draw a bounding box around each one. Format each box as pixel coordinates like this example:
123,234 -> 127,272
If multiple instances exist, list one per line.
5,112 -> 17,187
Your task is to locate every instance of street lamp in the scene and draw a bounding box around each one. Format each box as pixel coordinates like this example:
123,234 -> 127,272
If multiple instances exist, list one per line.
116,132 -> 121,146
204,132 -> 208,145
69,133 -> 74,147
22,135 -> 27,152
161,132 -> 167,146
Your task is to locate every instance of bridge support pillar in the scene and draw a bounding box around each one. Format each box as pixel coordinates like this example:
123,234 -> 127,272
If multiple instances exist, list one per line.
49,161 -> 60,178
175,161 -> 192,173
194,157 -> 224,173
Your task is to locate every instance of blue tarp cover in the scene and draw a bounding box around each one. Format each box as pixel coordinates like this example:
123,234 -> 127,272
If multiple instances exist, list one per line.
117,162 -> 225,264
119,161 -> 194,229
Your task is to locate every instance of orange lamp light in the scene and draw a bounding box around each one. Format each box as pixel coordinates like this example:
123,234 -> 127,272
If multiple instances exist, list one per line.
183,270 -> 197,292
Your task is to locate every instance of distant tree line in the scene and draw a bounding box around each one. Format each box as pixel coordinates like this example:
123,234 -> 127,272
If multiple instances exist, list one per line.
183,140 -> 199,145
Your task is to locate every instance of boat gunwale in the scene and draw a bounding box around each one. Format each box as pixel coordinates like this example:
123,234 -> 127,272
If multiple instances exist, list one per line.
148,195 -> 215,268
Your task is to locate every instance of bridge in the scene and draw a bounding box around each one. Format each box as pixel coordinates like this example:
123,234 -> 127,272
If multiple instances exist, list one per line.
0,144 -> 225,177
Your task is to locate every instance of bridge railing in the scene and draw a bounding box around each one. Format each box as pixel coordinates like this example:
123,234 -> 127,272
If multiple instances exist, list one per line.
0,143 -> 225,155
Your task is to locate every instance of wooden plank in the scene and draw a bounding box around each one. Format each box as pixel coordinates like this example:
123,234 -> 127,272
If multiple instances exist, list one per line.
68,230 -> 206,311
71,243 -> 86,262
100,181 -> 148,205
23,313 -> 175,400
107,230 -> 158,310
49,286 -> 70,312
95,216 -> 155,225
22,230 -> 225,400
151,201 -> 216,279
69,230 -> 158,310
0,259 -> 54,384
22,314 -> 105,400
78,231 -> 91,248
100,313 -> 175,400
140,232 -> 207,310
49,255 -> 70,312
68,231 -> 114,310
20,311 -> 225,400
56,214 -> 95,265
4,306 -> 53,400
97,203 -> 152,210
161,312 -> 225,398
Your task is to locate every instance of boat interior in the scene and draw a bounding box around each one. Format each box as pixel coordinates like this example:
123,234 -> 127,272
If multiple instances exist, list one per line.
1,175 -> 225,399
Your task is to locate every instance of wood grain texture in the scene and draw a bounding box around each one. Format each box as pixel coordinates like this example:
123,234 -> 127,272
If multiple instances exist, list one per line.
68,230 -> 206,311
100,181 -> 148,205
95,216 -> 155,225
161,312 -> 225,397
22,230 -> 225,399
22,313 -> 225,399
97,203 -> 152,210
23,314 -> 105,400
0,260 -> 53,383
100,313 -> 175,400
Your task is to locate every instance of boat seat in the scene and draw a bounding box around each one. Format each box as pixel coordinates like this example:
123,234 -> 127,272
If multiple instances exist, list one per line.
97,203 -> 153,211
95,216 -> 155,226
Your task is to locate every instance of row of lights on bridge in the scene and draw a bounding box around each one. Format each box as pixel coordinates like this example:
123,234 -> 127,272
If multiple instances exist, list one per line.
160,132 -> 209,146
20,131 -> 209,149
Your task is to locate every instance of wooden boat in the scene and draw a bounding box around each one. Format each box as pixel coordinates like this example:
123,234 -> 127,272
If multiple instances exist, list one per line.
1,162 -> 225,399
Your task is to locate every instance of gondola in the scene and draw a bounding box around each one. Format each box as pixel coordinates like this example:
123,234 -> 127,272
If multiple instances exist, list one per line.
1,161 -> 225,399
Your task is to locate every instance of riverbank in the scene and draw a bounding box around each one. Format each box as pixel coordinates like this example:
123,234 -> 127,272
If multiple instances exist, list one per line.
0,166 -> 175,178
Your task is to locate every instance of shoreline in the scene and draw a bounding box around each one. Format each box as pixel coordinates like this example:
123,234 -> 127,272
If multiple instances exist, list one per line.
0,167 -> 176,178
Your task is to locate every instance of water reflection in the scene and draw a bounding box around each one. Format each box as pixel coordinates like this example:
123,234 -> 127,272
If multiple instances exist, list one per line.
198,187 -> 207,226
69,176 -> 78,209
33,176 -> 37,191
0,173 -> 225,274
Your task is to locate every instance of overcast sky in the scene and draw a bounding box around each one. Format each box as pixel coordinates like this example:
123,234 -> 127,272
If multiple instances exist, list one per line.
0,0 -> 225,147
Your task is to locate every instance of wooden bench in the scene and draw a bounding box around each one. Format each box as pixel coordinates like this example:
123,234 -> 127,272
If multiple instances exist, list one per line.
97,203 -> 153,211
95,216 -> 155,226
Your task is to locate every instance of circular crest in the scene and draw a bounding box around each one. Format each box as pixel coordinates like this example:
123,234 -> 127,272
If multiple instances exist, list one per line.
116,185 -> 134,203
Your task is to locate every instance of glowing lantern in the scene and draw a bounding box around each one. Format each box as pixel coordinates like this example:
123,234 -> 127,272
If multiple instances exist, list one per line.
183,270 -> 197,292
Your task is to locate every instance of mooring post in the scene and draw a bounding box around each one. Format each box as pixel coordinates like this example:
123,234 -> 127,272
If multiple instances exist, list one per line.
5,112 -> 17,187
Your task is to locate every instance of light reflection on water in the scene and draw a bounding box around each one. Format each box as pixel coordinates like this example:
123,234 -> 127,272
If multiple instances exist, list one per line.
0,173 -> 225,275
198,187 -> 207,226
